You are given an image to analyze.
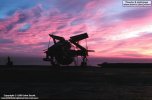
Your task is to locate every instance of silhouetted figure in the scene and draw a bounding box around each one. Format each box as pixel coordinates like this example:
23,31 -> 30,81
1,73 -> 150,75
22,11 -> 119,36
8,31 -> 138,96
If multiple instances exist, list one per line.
6,56 -> 13,66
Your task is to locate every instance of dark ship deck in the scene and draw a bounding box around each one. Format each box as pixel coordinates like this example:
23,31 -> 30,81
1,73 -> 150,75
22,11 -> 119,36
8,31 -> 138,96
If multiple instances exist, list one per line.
0,64 -> 152,99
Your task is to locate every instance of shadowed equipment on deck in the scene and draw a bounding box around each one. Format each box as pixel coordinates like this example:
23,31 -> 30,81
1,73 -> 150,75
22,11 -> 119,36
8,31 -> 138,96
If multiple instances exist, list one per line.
43,33 -> 94,66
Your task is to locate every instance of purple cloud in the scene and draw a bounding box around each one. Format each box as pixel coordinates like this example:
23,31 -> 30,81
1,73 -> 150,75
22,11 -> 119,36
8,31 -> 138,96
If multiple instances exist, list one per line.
0,38 -> 14,44
55,0 -> 89,13
119,8 -> 152,20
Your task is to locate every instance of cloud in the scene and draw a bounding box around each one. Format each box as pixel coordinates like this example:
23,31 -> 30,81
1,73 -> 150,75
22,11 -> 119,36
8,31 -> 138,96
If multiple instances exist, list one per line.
6,24 -> 14,31
16,13 -> 27,23
71,18 -> 84,26
120,51 -> 146,58
57,24 -> 67,30
0,38 -> 14,44
55,0 -> 89,13
19,23 -> 31,32
119,8 -> 152,20
73,30 -> 84,34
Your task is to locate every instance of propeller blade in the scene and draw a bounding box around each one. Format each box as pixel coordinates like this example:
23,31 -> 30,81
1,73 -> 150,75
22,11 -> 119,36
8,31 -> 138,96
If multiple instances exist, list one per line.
87,50 -> 95,52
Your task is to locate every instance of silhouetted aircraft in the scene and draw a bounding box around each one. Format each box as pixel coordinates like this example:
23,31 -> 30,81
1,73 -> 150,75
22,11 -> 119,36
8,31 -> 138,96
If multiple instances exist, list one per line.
43,33 -> 94,66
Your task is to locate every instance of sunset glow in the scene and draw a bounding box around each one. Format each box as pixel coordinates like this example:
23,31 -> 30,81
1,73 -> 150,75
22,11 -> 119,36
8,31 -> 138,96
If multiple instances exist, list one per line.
0,0 -> 152,65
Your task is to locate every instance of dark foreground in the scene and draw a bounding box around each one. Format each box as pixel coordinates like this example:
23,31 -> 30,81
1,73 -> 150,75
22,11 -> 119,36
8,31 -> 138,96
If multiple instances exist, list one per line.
1,64 -> 152,99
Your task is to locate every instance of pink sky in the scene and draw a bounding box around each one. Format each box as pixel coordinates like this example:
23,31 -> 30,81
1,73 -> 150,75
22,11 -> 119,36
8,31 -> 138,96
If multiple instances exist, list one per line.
0,0 -> 152,65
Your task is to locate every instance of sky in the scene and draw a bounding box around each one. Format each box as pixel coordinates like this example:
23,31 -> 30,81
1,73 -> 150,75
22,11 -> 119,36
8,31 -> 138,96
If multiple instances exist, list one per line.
0,0 -> 152,65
